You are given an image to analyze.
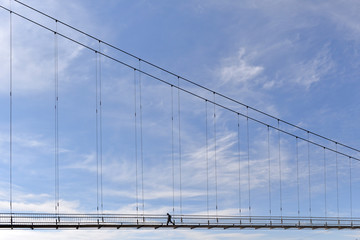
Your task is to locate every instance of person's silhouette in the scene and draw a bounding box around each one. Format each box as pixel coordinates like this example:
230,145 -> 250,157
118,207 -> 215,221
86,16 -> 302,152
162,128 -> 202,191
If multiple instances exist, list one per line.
166,213 -> 175,225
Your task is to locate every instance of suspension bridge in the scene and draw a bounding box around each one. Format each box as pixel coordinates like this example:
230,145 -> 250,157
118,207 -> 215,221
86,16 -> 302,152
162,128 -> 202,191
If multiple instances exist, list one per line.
0,1 -> 360,230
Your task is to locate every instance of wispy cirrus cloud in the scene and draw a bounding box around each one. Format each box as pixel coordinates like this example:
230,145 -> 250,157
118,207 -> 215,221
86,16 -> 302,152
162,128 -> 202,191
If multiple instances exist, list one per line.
219,48 -> 264,86
285,44 -> 335,90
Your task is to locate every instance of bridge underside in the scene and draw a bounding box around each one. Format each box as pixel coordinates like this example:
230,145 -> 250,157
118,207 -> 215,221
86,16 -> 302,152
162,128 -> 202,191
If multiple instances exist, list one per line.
0,213 -> 359,230
1,223 -> 360,230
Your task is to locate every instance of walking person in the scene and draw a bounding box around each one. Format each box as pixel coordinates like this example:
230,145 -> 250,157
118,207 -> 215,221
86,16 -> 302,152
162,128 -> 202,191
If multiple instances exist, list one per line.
166,213 -> 175,225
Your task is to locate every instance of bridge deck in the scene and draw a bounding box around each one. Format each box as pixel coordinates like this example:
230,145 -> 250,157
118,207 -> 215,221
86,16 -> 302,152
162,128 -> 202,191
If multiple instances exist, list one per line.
0,213 -> 359,229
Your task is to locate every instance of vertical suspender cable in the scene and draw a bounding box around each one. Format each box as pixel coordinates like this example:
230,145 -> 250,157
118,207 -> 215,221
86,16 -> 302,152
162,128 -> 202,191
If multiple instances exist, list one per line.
268,126 -> 271,217
54,20 -> 59,215
139,60 -> 145,217
56,21 -> 60,215
278,120 -> 282,217
296,137 -> 300,217
349,157 -> 353,220
238,114 -> 242,216
99,41 -> 103,214
177,77 -> 183,219
133,68 -> 139,217
206,100 -> 209,218
95,49 -> 99,214
213,93 -> 218,219
246,107 -> 251,217
171,86 -> 175,216
54,22 -> 57,214
307,132 -> 312,217
9,1 -> 13,215
323,147 -> 327,218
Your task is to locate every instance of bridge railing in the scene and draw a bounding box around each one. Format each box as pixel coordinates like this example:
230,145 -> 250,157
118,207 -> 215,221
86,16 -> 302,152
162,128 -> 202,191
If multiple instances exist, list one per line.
1,213 -> 360,229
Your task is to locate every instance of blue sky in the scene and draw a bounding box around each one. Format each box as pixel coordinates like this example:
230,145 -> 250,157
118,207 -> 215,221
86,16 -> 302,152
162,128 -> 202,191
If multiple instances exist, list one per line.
1,0 -> 360,239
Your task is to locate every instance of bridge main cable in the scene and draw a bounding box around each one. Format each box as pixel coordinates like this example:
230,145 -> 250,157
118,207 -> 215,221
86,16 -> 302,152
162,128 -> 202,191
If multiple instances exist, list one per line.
1,3 -> 359,162
11,0 -> 360,155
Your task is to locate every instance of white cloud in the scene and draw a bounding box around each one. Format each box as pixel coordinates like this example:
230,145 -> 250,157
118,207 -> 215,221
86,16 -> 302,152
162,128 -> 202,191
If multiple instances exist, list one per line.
0,183 -> 79,213
0,199 -> 79,213
0,229 -> 268,240
219,48 -> 264,86
291,45 -> 334,89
